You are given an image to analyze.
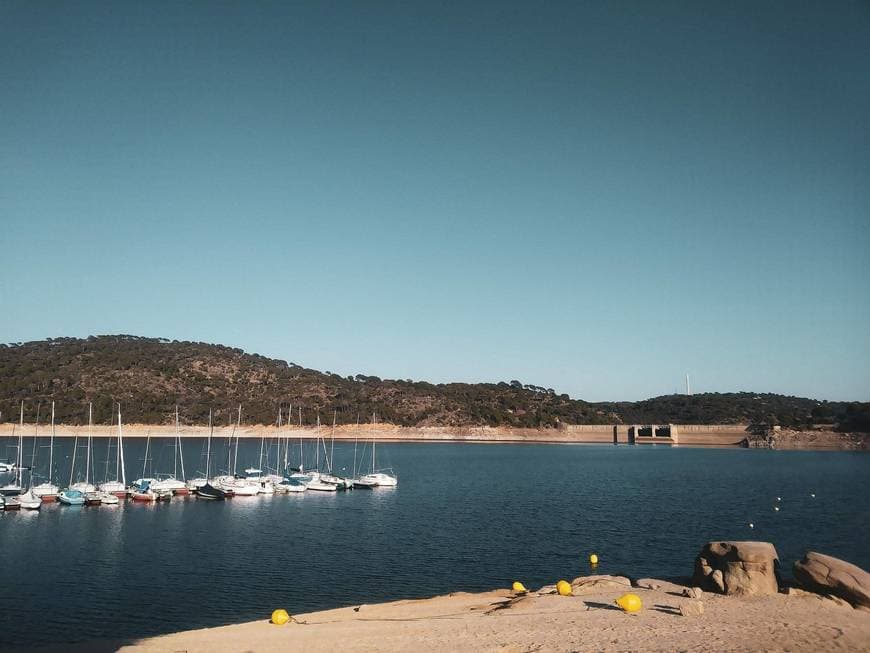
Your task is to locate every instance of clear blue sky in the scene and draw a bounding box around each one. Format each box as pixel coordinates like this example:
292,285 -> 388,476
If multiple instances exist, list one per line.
1,1 -> 868,402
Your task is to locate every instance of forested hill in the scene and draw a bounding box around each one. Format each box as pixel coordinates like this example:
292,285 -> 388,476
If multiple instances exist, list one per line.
0,336 -> 867,431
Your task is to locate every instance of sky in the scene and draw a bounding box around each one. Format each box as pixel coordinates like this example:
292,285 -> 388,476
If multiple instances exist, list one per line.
1,1 -> 868,402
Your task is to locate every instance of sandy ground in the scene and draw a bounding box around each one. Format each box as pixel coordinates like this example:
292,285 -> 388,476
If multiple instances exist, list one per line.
120,584 -> 870,653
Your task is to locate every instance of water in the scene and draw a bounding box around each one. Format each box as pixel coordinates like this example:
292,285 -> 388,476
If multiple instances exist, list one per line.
1,440 -> 868,649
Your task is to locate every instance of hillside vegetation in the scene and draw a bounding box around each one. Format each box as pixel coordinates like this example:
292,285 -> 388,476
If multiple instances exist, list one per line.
0,336 -> 867,431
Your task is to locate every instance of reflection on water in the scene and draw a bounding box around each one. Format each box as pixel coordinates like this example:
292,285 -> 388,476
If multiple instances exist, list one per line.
0,442 -> 868,648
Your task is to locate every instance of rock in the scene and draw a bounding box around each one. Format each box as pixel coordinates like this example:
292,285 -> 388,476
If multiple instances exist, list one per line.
634,578 -> 661,591
569,575 -> 632,595
693,541 -> 780,596
793,552 -> 870,610
537,584 -> 557,595
679,600 -> 705,617
682,587 -> 703,599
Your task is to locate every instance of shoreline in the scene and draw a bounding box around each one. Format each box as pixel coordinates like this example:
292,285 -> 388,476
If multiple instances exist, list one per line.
1,423 -> 866,450
106,579 -> 870,652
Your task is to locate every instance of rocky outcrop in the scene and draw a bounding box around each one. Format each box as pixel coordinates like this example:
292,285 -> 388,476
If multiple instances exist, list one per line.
538,575 -> 631,595
693,541 -> 780,596
793,552 -> 870,611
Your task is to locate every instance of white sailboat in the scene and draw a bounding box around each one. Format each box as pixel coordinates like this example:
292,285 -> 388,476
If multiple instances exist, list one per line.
151,406 -> 189,495
32,401 -> 59,500
98,403 -> 127,498
18,403 -> 43,509
70,403 -> 97,495
354,413 -> 398,488
0,402 -> 26,496
305,415 -> 338,492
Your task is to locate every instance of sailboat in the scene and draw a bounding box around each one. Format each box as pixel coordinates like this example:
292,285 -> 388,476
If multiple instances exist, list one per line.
98,403 -> 128,499
354,413 -> 398,488
153,406 -> 189,495
0,402 -> 26,496
32,401 -> 59,500
196,409 -> 227,500
305,415 -> 338,492
18,408 -> 43,510
70,404 -> 98,497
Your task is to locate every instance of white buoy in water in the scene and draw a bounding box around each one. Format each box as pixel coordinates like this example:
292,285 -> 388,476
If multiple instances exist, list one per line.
776,497 -> 781,502
811,493 -> 816,498
749,523 -> 754,528
774,506 -> 780,512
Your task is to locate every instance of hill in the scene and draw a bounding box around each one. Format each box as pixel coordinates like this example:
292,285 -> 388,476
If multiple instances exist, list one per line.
0,336 -> 867,431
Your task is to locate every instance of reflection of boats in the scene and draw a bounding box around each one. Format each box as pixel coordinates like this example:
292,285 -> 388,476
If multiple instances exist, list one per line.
59,489 -> 85,506
4,496 -> 21,510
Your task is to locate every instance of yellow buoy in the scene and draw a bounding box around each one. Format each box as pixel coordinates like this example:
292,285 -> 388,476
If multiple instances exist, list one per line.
589,553 -> 599,565
615,593 -> 642,613
556,580 -> 572,596
512,581 -> 528,593
271,609 -> 291,625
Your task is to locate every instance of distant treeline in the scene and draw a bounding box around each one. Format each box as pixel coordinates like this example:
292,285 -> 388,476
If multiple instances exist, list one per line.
0,336 -> 867,432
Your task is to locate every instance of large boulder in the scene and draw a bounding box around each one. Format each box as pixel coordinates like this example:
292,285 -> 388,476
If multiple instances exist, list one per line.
793,552 -> 870,611
693,541 -> 780,596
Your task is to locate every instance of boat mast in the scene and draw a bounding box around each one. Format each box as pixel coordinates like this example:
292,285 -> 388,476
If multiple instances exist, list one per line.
206,408 -> 213,479
49,401 -> 55,485
227,407 -> 235,475
330,410 -> 336,474
142,430 -> 150,479
86,402 -> 93,486
176,405 -> 185,482
315,414 -> 320,471
174,405 -> 179,479
27,402 -> 40,488
284,404 -> 291,472
118,403 -> 126,485
372,411 -> 376,473
233,404 -> 241,475
258,428 -> 265,471
17,400 -> 24,485
275,407 -> 282,474
68,403 -> 77,487
299,407 -> 303,472
353,413 -> 359,478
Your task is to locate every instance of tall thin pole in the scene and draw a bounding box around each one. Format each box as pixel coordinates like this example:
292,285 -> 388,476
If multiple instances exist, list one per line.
86,402 -> 93,485
686,373 -> 691,396
177,406 -> 185,482
330,410 -> 336,474
206,409 -> 213,479
49,401 -> 55,484
68,403 -> 77,487
299,407 -> 303,471
283,404 -> 291,472
18,401 -> 23,483
174,406 -> 179,479
118,403 -> 126,485
233,405 -> 241,475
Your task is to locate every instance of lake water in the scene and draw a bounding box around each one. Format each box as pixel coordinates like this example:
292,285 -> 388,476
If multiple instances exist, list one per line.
1,439 -> 868,649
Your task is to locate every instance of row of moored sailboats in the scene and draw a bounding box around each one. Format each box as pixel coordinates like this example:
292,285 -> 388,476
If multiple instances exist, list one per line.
0,402 -> 397,510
